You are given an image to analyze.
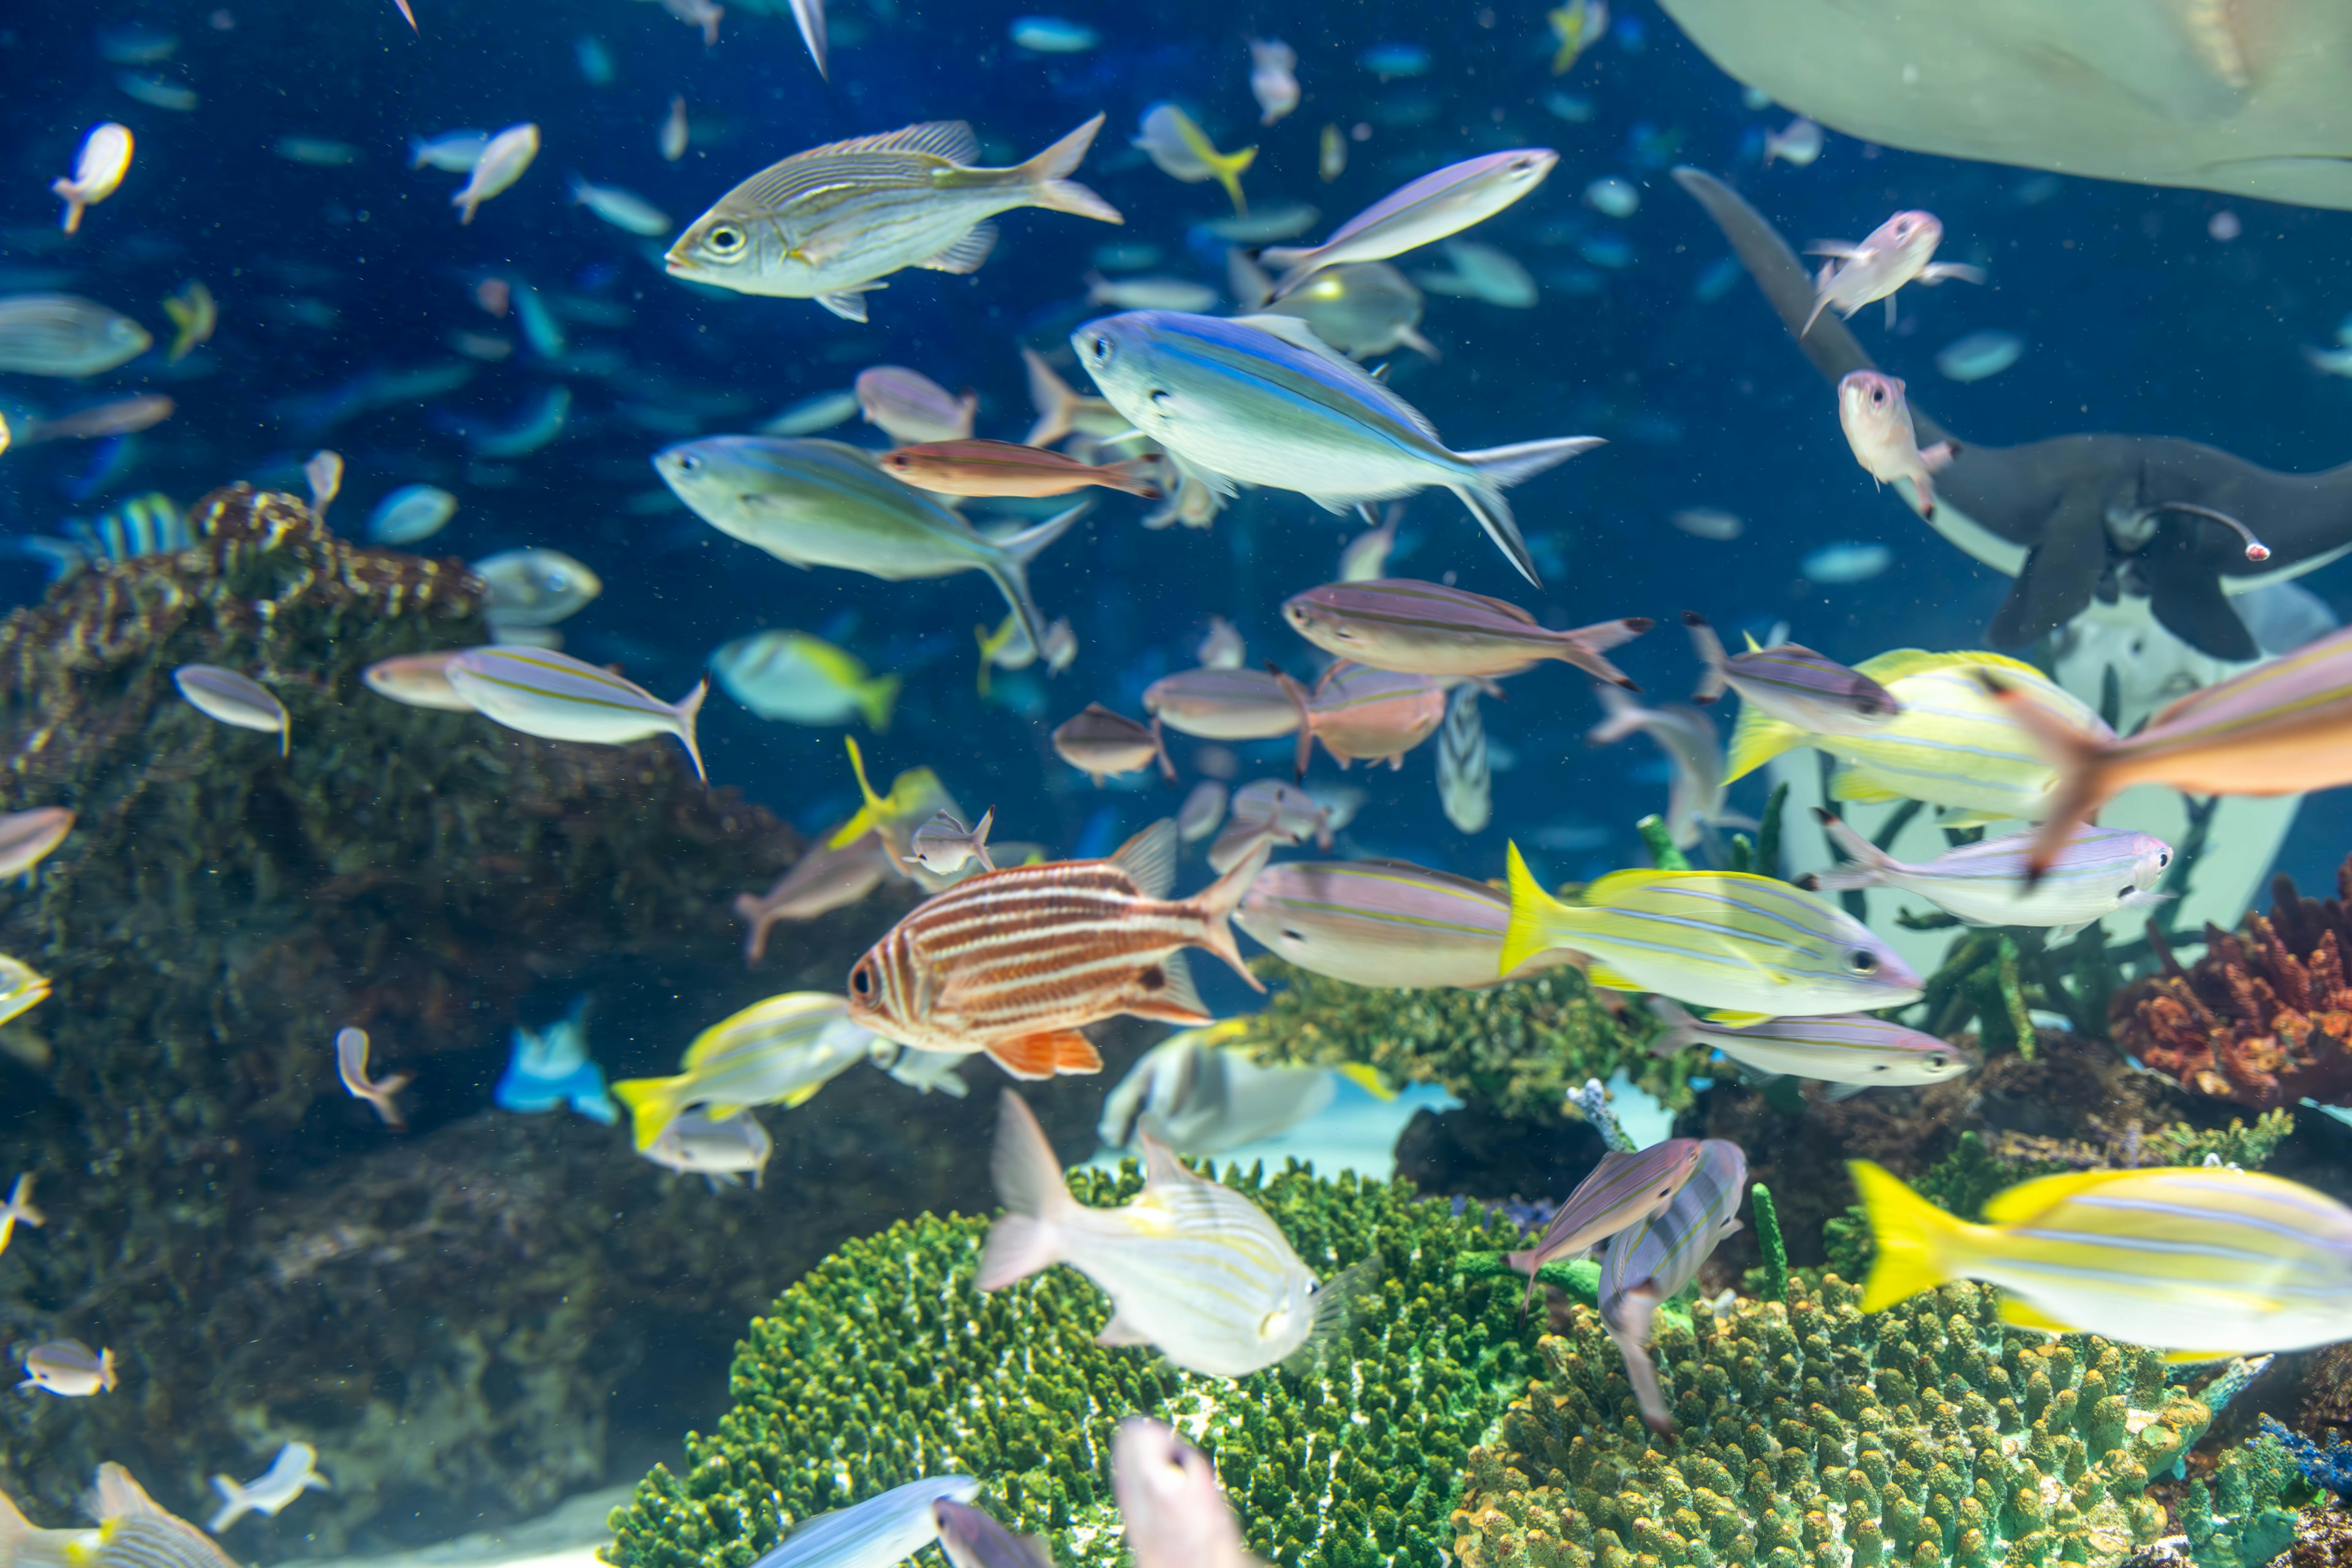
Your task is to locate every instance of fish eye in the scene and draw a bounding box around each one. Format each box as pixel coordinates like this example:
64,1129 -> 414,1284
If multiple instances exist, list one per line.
1846,947 -> 1880,975
705,224 -> 747,256
1929,1054 -> 1948,1070
1871,387 -> 1887,405
1149,390 -> 1171,407
674,451 -> 702,474
1090,335 -> 1111,360
2157,851 -> 2172,867
849,960 -> 875,998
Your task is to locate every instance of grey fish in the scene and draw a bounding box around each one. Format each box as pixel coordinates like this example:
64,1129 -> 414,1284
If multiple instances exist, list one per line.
1097,1028 -> 1333,1156
1227,252 -> 1436,361
1283,578 -> 1651,684
655,437 -> 1079,652
18,1339 -> 114,1396
1052,704 -> 1172,786
932,1501 -> 1052,1568
173,666 -> 289,755
1684,612 -> 1898,735
1259,149 -> 1559,300
1233,857 -> 1573,989
905,808 -> 996,876
0,809 -> 72,880
641,1108 -> 774,1189
0,295 -> 151,377
1141,666 -> 1298,740
749,1479 -> 984,1568
736,828 -> 897,964
1436,686 -> 1490,834
472,548 -> 602,627
1175,780 -> 1226,843
1506,1140 -> 1705,1317
1648,998 -> 1977,1097
1588,687 -> 1747,852
1074,310 -> 1599,586
666,118 -> 1122,322
1597,1139 -> 1747,1432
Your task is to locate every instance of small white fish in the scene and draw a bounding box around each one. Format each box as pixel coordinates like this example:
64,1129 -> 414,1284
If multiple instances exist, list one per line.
1009,15 -> 1098,51
1415,238 -> 1537,307
1810,810 -> 2173,937
1762,118 -> 1823,168
856,366 -> 976,445
1085,273 -> 1218,312
1936,330 -> 2025,383
1339,507 -> 1398,580
18,1340 -> 113,1397
116,72 -> 198,111
304,448 -> 343,521
903,808 -> 996,876
1176,779 -> 1227,842
644,1108 -> 775,1186
366,484 -> 458,545
2303,342 -> 2352,379
1582,176 -> 1638,217
452,123 -> 539,225
1803,209 -> 1983,333
1248,38 -> 1299,126
0,1175 -> 42,1257
446,647 -> 709,781
1650,998 -> 1975,1097
761,389 -> 862,436
660,96 -> 690,162
362,650 -> 475,712
410,130 -> 489,171
1098,1028 -> 1334,1155
0,809 -> 72,879
208,1444 -> 329,1532
173,666 -> 290,756
570,176 -> 671,237
335,1027 -> 410,1129
660,0 -> 723,44
1668,506 -> 1741,540
1836,371 -> 1956,520
1800,540 -> 1893,584
1196,616 -> 1245,668
53,123 -> 134,235
869,1040 -> 971,1098
471,547 -> 601,625
1436,685 -> 1490,834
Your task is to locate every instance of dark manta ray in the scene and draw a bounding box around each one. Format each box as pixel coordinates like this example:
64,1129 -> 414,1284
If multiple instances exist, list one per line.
1673,167 -> 2352,662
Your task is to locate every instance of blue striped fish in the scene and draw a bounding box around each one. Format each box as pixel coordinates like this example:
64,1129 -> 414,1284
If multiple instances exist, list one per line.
745,1477 -> 981,1568
1499,846 -> 1921,1019
977,1091 -> 1376,1378
1507,1139 -> 1703,1315
1648,998 -> 1975,1096
1598,1140 -> 1747,1431
23,492 -> 192,580
445,647 -> 708,782
1810,809 -> 2171,936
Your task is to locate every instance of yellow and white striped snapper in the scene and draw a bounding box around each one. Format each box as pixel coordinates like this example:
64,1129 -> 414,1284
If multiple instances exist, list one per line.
846,820 -> 1270,1081
72,1464 -> 239,1568
611,992 -> 878,1150
1500,846 -> 1922,1019
978,1092 -> 1374,1378
1281,578 -> 1653,685
1142,666 -> 1298,741
1235,858 -> 1580,989
1684,612 -> 1900,734
444,647 -> 708,782
1810,809 -> 2171,935
1648,998 -> 1975,1096
1852,1160 -> 2352,1355
1728,649 -> 2112,824
665,117 -> 1123,323
1275,663 -> 1447,775
1599,1140 -> 1748,1432
1506,1139 -> 1704,1316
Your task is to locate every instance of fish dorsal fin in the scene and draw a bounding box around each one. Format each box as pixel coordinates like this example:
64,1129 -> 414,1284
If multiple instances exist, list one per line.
804,120 -> 979,165
1109,818 -> 1181,899
1232,312 -> 1351,361
1996,1295 -> 2076,1335
1724,706 -> 1803,784
1230,315 -> 1443,440
1140,1134 -> 1204,1189
1851,647 -> 2045,685
1742,631 -> 1763,652
1980,1167 -> 2149,1224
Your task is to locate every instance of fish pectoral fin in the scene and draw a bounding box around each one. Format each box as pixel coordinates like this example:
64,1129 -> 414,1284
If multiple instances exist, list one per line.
1584,962 -> 1639,992
1094,1310 -> 1155,1348
2161,1348 -> 2245,1365
1996,1295 -> 2078,1335
815,287 -> 883,323
918,221 -> 998,274
986,1029 -> 1103,1080
1820,1081 -> 1869,1101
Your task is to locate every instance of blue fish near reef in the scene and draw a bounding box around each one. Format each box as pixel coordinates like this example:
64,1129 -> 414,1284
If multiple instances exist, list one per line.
18,492 -> 190,580
747,1477 -> 980,1568
495,1000 -> 619,1123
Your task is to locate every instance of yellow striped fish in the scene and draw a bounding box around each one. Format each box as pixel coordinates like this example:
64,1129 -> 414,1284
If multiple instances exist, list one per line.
826,736 -> 959,865
445,647 -> 707,782
1500,845 -> 1921,1019
1852,1160 -> 2352,1356
977,1092 -> 1373,1378
68,1464 -> 238,1568
611,992 -> 878,1150
1649,998 -> 1975,1095
1726,649 -> 2110,822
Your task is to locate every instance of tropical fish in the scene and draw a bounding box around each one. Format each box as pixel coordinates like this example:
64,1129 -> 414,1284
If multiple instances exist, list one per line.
735,830 -> 895,963
1438,686 -> 1491,834
1112,1419 -> 1256,1568
614,992 -> 878,1148
745,1479 -> 980,1568
1074,311 -> 1598,587
1670,507 -> 1741,540
1838,371 -> 1958,519
1588,687 -> 1749,852
1506,1140 -> 1703,1314
1020,347 -> 1129,447
641,1108 -> 775,1188
409,130 -> 489,170
1583,176 -> 1639,217
1597,1140 -> 1747,1431
1261,149 -> 1558,299
452,123 -> 539,224
13,394 -> 173,446
1277,664 -> 1447,774
761,388 -> 861,436
304,450 -> 344,522
1802,209 -> 1983,333
710,630 -> 899,729
828,737 -> 962,865
656,437 -> 1080,654
1934,329 -> 2025,383
665,118 -> 1121,323
978,1092 -> 1369,1376
114,72 -> 197,111
1983,627 -> 2352,878
975,612 -> 1077,693
1197,617 -> 1245,668
207,1444 -> 328,1532
18,1340 -> 114,1397
905,809 -> 995,876
1231,256 -> 1438,361
870,1039 -> 973,1098
0,959 -> 46,1031
1851,1159 -> 2352,1355
471,548 -> 601,628
23,492 -> 189,584
275,136 -> 359,167
445,647 -> 708,782
1283,578 -> 1650,684
1548,0 -> 1607,72
1207,780 -> 1330,872
1684,614 -> 1898,736
52,123 -> 133,235
1339,508 -> 1398,579
1130,104 -> 1254,216
1086,274 -> 1219,312
1098,1025 -> 1335,1155
660,97 -> 690,162
361,650 -> 475,712
334,1027 -> 409,1129
879,440 -> 1160,500
1806,544 -> 1898,582
461,385 -> 571,458
366,484 -> 458,545
1728,649 -> 2114,823
568,176 -> 671,237
1763,118 -> 1825,167
1008,15 -> 1098,51
0,810 -> 72,880
494,998 -> 618,1124
0,1175 -> 42,1257
856,366 -> 977,445
1249,38 -> 1299,124
1649,998 -> 1976,1096
1234,858 -> 1576,989
1499,847 -> 1923,1017
0,296 -> 151,377
1142,668 -> 1297,742
659,0 -> 722,45
1176,780 -> 1227,843
1414,239 -> 1539,309
173,666 -> 289,755
1052,704 -> 1173,786
932,1500 -> 1052,1568
78,1466 -> 239,1568
845,821 -> 1268,1079
1810,810 -> 2172,935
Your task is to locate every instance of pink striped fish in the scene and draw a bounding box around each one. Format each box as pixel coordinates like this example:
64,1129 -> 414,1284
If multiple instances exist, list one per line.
1275,663 -> 1446,775
1506,1139 -> 1703,1317
846,820 -> 1269,1081
1281,578 -> 1651,684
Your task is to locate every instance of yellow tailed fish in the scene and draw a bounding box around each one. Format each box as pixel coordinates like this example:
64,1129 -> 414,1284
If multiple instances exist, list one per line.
828,736 -> 957,862
611,992 -> 878,1150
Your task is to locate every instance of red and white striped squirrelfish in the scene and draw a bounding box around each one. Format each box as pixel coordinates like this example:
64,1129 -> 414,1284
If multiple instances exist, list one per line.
845,820 -> 1271,1080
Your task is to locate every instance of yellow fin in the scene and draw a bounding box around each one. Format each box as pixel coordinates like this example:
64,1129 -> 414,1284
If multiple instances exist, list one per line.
829,736 -> 888,848
1725,705 -> 1804,784
1850,1159 -> 1977,1313
2162,1348 -> 2244,1365
1826,769 -> 1905,804
1169,108 -> 1256,215
1585,962 -> 1638,991
1703,1010 -> 1773,1028
611,1075 -> 688,1152
1980,1166 -> 2150,1225
1996,1294 -> 2076,1334
1335,1062 -> 1396,1101
1500,842 -> 1578,978
1852,647 -> 2048,685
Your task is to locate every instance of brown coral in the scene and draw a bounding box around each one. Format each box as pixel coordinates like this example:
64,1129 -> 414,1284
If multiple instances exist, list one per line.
2113,857 -> 2352,1110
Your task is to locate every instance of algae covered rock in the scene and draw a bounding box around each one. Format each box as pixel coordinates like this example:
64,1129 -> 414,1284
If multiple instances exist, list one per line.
1452,1275 -> 2212,1568
606,1160 -> 1547,1568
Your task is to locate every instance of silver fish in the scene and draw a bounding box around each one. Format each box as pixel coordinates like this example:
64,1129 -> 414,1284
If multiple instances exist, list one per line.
1437,686 -> 1491,834
366,484 -> 459,545
1228,253 -> 1437,361
1339,507 -> 1398,580
1112,1419 -> 1255,1568
655,437 -> 1079,653
1684,613 -> 1899,735
745,1478 -> 980,1568
1098,1028 -> 1333,1155
1283,578 -> 1651,684
569,177 -> 672,238
734,829 -> 895,963
207,1443 -> 328,1532
1809,810 -> 2172,937
665,118 -> 1122,322
470,548 -> 602,627
1649,998 -> 1977,1096
452,123 -> 538,224
1234,857 -> 1571,989
1802,209 -> 1982,333
0,295 -> 151,377
1505,1140 -> 1705,1314
1196,617 -> 1245,668
1142,667 -> 1297,741
1051,704 -> 1172,786
1588,687 -> 1746,851
856,365 -> 976,445
0,1174 -> 39,1257
81,1464 -> 239,1568
641,1108 -> 775,1188
905,808 -> 996,876
1074,310 -> 1599,586
304,449 -> 343,521
18,1339 -> 113,1397
173,666 -> 289,755
1597,1140 -> 1747,1431
932,1501 -> 1052,1568
363,651 -> 476,712
1175,780 -> 1227,843
1260,149 -> 1558,299
446,647 -> 707,781
336,1027 -> 409,1129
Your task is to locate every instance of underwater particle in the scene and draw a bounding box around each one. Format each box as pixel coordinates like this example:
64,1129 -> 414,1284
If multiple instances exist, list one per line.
1800,539 -> 1893,582
1008,15 -> 1098,51
334,1027 -> 410,1130
18,1338 -> 115,1397
445,647 -> 709,782
1936,327 -> 2026,382
51,123 -> 134,235
0,808 -> 73,879
0,1174 -> 43,1256
2211,209 -> 2244,241
612,992 -> 878,1149
641,1108 -> 774,1188
206,1442 -> 329,1532
451,123 -> 540,224
172,665 -> 289,755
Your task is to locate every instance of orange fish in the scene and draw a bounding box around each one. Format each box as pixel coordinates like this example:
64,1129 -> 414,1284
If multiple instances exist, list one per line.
879,438 -> 1162,500
1274,663 -> 1447,775
845,820 -> 1268,1080
20,394 -> 174,444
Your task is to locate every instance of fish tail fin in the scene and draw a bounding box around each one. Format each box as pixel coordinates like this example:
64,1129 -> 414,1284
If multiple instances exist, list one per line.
1683,611 -> 1729,703
1450,440 -> 1603,588
1556,617 -> 1651,689
1586,684 -> 1648,745
1975,670 -> 2115,885
1270,665 -> 1315,780
206,1482 -> 249,1536
610,1074 -> 688,1152
671,679 -> 709,783
1499,842 -> 1577,978
829,735 -> 887,847
860,673 -> 900,732
1016,114 -> 1123,224
1210,145 -> 1257,216
1809,806 -> 1896,891
976,1091 -> 1076,1290
986,502 -> 1086,655
1284,1255 -> 1381,1371
1724,704 -> 1804,785
1190,836 -> 1273,991
1020,349 -> 1078,447
1607,1289 -> 1676,1433
973,625 -> 997,697
970,806 -> 996,871
1849,1159 -> 1972,1311
53,186 -> 87,237
1645,997 -> 1700,1059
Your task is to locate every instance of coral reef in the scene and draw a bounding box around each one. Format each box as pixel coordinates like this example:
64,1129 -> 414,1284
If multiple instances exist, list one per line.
1450,1273 -> 2217,1568
608,1160 -> 1545,1568
2264,1417 -> 2352,1503
2180,1427 -> 2304,1568
2116,859 -> 2352,1110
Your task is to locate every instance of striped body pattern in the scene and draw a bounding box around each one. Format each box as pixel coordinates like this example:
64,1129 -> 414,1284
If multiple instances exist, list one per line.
1237,858 -> 1556,989
1687,616 -> 1899,736
1283,577 -> 1650,684
1813,813 -> 2171,931
1143,667 -> 1299,740
2101,622 -> 2352,795
445,646 -> 707,781
1597,1140 -> 1749,1430
1653,1000 -> 1974,1091
1507,1140 -> 1704,1305
0,295 -> 150,377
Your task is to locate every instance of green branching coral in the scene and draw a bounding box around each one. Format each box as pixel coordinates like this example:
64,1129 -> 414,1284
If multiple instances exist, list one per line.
1229,959 -> 1704,1120
2181,1429 -> 2304,1568
607,1163 -> 1547,1568
1450,1275 -> 2215,1568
